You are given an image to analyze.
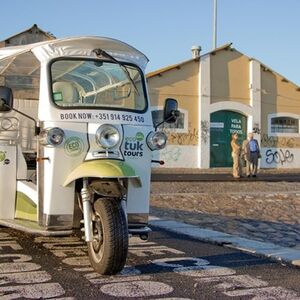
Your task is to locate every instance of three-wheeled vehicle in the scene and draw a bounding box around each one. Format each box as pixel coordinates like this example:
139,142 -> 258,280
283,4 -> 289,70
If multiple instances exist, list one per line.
0,36 -> 178,274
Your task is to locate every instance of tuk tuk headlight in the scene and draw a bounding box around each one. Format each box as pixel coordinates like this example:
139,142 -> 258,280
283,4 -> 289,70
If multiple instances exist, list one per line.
39,127 -> 65,146
147,131 -> 167,151
96,124 -> 120,149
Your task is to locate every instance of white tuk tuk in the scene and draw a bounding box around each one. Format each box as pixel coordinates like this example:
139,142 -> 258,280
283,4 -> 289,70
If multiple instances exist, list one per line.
0,37 -> 178,274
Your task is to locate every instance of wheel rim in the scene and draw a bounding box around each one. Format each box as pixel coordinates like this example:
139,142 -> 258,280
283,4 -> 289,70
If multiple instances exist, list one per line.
91,214 -> 104,261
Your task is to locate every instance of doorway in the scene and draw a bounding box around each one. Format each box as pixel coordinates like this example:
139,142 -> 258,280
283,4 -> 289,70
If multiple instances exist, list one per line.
210,110 -> 247,167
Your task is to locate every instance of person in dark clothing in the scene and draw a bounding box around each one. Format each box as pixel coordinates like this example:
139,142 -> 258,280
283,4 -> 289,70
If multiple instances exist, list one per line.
242,132 -> 260,177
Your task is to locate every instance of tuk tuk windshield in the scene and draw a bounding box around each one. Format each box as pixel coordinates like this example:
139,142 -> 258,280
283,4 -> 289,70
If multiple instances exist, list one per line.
50,59 -> 147,112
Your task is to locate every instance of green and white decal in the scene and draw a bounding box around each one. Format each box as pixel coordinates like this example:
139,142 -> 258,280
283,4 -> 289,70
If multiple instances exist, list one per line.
64,137 -> 85,157
124,132 -> 145,158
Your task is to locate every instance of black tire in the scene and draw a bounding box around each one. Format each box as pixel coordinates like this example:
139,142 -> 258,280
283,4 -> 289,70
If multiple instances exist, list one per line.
87,198 -> 128,275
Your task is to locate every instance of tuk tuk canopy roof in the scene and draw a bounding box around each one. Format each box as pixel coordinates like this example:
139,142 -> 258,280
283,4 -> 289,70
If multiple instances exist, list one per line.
0,36 -> 149,71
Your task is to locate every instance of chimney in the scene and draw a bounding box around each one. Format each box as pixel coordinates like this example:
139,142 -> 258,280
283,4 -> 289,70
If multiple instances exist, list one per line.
191,45 -> 201,59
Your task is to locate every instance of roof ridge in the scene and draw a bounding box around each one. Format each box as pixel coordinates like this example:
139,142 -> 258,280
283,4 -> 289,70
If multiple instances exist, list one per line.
146,43 -> 233,78
1,24 -> 56,43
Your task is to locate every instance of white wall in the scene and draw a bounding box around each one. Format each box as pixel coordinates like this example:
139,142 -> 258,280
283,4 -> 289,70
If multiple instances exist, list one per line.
198,55 -> 211,168
260,147 -> 299,168
153,145 -> 198,168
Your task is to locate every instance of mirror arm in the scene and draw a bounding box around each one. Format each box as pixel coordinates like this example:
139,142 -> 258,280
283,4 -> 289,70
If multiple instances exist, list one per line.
154,120 -> 165,131
154,110 -> 180,131
4,104 -> 40,135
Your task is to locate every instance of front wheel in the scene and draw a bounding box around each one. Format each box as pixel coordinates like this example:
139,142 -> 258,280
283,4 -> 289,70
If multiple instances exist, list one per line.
88,198 -> 128,275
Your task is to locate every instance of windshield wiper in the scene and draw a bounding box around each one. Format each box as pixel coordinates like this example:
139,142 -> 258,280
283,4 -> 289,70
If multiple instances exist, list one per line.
93,48 -> 139,95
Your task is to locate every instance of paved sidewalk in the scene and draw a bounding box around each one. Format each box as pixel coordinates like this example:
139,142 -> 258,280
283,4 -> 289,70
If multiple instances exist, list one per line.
150,180 -> 300,257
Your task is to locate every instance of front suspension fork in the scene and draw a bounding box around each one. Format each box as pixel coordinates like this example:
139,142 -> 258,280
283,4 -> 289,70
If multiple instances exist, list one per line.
81,178 -> 93,242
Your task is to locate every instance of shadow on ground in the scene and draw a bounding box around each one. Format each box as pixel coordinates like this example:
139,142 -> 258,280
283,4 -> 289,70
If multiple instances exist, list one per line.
150,206 -> 300,249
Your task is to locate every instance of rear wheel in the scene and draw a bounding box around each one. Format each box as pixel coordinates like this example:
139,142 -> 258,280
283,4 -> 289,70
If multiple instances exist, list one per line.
87,198 -> 128,275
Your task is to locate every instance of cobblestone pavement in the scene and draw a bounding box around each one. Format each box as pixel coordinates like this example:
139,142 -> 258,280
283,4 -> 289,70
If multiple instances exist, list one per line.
150,181 -> 300,250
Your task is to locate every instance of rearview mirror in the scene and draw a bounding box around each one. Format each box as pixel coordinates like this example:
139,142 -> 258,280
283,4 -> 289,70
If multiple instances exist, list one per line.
0,86 -> 13,112
163,98 -> 179,124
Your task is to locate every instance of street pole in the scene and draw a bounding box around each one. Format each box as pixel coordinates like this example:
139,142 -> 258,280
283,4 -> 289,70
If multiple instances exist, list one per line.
213,0 -> 217,49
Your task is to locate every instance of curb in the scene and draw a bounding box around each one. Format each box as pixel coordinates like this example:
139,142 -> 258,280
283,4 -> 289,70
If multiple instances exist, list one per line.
149,216 -> 300,268
151,173 -> 300,182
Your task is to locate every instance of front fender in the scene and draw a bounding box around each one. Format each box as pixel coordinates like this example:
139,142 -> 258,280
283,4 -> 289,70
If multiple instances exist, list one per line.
63,160 -> 141,187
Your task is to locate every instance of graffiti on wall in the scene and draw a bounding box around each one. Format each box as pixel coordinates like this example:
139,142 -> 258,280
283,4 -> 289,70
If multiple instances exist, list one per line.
160,147 -> 182,163
261,134 -> 296,148
167,123 -> 199,145
201,120 -> 210,144
265,149 -> 294,165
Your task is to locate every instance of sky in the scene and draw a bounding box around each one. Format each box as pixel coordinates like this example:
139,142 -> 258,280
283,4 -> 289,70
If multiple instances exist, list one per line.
1,0 -> 300,84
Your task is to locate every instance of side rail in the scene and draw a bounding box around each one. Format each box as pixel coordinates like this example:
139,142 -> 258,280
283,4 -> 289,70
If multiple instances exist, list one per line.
0,117 -> 20,143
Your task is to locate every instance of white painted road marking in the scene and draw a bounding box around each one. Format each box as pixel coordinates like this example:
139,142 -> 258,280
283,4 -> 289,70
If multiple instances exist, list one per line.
0,232 -> 66,299
35,235 -> 187,298
195,274 -> 268,289
0,254 -> 32,262
225,286 -> 300,299
0,262 -> 41,273
100,281 -> 174,298
0,270 -> 51,284
129,245 -> 184,257
152,256 -> 300,299
0,283 -> 65,300
0,228 -> 298,299
0,241 -> 22,251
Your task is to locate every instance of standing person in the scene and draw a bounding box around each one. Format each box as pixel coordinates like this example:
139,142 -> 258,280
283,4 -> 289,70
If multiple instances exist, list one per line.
230,132 -> 242,179
242,132 -> 260,177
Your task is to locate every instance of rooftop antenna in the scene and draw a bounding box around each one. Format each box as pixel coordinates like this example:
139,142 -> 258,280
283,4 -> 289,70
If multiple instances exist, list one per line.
213,0 -> 217,49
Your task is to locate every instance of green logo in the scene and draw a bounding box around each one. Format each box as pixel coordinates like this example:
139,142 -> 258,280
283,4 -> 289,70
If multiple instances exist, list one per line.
135,132 -> 144,141
64,137 -> 84,157
0,151 -> 6,162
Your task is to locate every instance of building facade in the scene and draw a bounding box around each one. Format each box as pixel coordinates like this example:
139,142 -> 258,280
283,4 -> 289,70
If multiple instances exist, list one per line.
147,44 -> 300,169
0,24 -> 55,48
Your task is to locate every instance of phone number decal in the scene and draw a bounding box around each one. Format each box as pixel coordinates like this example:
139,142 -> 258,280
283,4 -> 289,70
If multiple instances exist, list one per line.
60,112 -> 145,123
96,113 -> 144,123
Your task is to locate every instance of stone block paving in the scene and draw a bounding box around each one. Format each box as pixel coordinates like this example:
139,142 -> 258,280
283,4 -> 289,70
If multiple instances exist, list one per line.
150,181 -> 300,250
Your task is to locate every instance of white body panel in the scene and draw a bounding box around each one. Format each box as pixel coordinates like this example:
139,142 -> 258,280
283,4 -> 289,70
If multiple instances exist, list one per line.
41,121 -> 153,218
17,145 -> 27,179
41,121 -> 88,216
0,145 -> 16,219
121,125 -> 152,215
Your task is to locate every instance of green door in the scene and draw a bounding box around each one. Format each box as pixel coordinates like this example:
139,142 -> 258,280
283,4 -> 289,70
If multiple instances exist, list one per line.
210,110 -> 247,167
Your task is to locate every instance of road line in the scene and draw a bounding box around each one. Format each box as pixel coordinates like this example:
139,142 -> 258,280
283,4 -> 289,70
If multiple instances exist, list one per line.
0,232 -> 67,299
100,281 -> 174,298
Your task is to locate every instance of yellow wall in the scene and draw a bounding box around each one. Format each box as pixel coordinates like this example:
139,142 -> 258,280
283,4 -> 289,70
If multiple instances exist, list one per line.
147,60 -> 199,145
210,49 -> 250,105
147,48 -> 300,149
261,69 -> 277,134
261,68 -> 300,125
261,67 -> 300,148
